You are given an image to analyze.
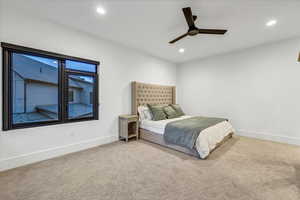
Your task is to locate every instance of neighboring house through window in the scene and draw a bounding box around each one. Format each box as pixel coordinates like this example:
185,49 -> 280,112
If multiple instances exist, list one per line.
90,92 -> 93,105
2,43 -> 99,131
69,90 -> 74,102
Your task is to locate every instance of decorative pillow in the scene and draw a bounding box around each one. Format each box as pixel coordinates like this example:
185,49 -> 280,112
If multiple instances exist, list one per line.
147,104 -> 167,121
170,104 -> 185,117
163,106 -> 179,119
138,106 -> 152,121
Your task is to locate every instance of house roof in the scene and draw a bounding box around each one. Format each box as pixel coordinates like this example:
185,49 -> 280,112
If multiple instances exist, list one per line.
13,54 -> 92,88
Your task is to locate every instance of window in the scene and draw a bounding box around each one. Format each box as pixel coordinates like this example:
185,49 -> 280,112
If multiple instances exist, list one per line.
68,91 -> 74,102
2,43 -> 99,130
67,74 -> 95,120
11,53 -> 59,124
90,92 -> 93,105
66,60 -> 96,72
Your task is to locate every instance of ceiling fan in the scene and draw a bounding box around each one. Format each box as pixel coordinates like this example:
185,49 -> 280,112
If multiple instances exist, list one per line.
169,7 -> 227,44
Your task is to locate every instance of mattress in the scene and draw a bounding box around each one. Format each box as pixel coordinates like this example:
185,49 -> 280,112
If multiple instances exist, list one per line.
140,115 -> 192,134
140,116 -> 235,158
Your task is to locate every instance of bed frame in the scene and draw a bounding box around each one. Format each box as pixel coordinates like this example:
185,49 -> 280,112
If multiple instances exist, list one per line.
131,81 -> 233,158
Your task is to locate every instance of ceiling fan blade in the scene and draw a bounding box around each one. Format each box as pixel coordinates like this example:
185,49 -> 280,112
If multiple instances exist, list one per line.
182,7 -> 195,27
169,33 -> 188,44
193,15 -> 197,22
197,29 -> 227,35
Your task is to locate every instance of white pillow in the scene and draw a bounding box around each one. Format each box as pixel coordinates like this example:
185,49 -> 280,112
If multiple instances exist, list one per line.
138,106 -> 152,121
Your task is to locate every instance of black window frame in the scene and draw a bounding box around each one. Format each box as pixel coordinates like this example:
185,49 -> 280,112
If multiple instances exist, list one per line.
1,42 -> 99,131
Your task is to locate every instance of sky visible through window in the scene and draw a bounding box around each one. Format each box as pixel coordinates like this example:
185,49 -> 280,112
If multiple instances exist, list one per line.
66,60 -> 96,73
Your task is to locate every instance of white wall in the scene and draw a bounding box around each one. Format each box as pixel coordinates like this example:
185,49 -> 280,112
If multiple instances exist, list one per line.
177,37 -> 300,145
0,4 -> 176,171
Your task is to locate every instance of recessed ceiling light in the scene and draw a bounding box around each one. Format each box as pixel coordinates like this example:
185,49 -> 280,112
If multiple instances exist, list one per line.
179,48 -> 185,53
96,7 -> 106,15
266,19 -> 277,27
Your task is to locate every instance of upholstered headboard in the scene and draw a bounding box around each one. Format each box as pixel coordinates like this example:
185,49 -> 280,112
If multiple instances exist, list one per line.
131,81 -> 176,115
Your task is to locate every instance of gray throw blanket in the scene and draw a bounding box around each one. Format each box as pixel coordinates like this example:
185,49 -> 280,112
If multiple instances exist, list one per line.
164,117 -> 227,150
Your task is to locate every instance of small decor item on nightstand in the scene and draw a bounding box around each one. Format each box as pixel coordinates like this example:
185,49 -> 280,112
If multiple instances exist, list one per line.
119,114 -> 139,142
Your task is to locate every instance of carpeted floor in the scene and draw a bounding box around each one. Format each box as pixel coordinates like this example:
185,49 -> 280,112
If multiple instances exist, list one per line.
0,136 -> 300,200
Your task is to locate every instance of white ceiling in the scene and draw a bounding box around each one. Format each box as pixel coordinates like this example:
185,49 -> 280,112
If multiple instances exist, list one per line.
4,0 -> 300,63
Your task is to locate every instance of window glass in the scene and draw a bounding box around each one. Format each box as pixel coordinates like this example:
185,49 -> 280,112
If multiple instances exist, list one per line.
68,75 -> 94,119
89,92 -> 93,105
68,90 -> 74,102
66,60 -> 96,72
12,53 -> 59,124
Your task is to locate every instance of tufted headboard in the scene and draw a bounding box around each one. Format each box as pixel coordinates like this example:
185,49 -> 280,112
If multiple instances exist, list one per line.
131,81 -> 176,115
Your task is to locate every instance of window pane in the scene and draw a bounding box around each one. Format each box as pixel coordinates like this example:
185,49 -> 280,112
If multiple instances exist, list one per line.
12,53 -> 59,124
89,92 -> 93,104
66,60 -> 96,72
68,91 -> 74,102
68,75 -> 94,119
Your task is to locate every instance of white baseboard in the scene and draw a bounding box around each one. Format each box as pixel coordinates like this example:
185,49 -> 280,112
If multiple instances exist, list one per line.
236,130 -> 300,146
0,135 -> 118,172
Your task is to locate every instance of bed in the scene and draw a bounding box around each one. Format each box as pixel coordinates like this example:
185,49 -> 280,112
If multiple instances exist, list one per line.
132,81 -> 234,159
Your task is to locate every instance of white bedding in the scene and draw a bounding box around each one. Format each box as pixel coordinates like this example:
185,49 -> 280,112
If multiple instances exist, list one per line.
140,116 -> 235,159
140,115 -> 193,134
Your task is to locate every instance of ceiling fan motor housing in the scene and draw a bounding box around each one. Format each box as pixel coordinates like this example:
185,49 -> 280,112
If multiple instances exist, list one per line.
188,27 -> 199,36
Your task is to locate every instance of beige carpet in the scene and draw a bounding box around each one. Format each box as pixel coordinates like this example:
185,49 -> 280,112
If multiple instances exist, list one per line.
0,136 -> 300,200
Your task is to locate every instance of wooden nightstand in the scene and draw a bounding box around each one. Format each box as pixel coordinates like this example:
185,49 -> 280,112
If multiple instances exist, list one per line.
119,114 -> 139,142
